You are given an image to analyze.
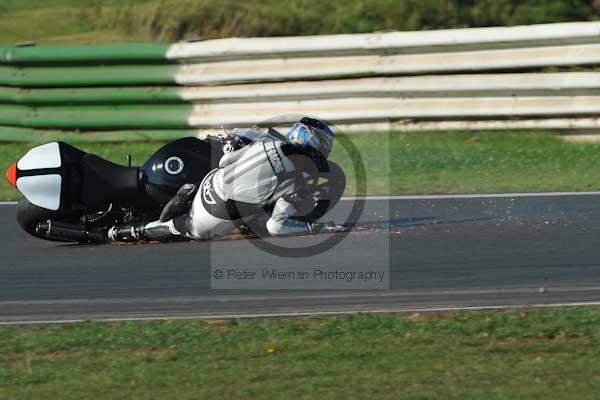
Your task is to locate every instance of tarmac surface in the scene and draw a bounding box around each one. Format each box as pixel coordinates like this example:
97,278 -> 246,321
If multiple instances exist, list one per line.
1,194 -> 600,323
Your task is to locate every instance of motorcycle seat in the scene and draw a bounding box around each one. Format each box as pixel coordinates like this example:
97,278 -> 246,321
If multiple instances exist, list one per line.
79,154 -> 141,207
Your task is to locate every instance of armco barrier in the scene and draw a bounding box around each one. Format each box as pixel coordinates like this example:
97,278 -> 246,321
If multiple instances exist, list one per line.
3,22 -> 600,64
4,44 -> 600,88
3,21 -> 600,140
3,96 -> 600,129
2,73 -> 600,105
0,44 -> 171,65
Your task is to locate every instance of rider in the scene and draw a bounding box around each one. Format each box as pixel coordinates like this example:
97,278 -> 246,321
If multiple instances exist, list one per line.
108,117 -> 347,242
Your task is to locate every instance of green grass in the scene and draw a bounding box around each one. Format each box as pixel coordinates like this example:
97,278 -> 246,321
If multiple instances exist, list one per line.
1,0 -> 600,45
337,130 -> 600,196
0,0 -> 156,45
3,130 -> 600,200
2,308 -> 600,399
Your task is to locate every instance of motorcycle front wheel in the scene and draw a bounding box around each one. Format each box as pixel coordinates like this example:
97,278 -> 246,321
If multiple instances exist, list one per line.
303,161 -> 346,223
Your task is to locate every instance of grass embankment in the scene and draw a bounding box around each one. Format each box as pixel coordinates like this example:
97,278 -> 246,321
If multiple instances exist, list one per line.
2,308 -> 600,399
2,130 -> 600,200
1,0 -> 600,45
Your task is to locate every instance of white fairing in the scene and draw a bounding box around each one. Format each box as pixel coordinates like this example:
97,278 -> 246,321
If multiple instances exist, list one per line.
16,174 -> 62,211
17,142 -> 61,170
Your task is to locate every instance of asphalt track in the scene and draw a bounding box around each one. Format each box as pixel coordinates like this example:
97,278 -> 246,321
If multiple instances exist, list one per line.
1,193 -> 600,324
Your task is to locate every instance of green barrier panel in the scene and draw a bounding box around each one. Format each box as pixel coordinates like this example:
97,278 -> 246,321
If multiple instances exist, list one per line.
0,65 -> 179,87
0,44 -> 171,65
0,104 -> 193,129
0,86 -> 183,104
0,126 -> 196,142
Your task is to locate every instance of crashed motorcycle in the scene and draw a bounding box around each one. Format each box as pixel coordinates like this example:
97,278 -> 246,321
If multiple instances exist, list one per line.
5,130 -> 346,243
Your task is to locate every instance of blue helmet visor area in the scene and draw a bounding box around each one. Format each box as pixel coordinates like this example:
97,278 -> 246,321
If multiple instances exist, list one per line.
287,118 -> 334,159
287,123 -> 310,149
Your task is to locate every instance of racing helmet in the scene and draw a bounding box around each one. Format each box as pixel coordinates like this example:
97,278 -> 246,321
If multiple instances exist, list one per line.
286,117 -> 335,159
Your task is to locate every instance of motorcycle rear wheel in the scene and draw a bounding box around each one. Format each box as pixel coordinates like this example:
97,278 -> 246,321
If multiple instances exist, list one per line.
16,197 -> 77,242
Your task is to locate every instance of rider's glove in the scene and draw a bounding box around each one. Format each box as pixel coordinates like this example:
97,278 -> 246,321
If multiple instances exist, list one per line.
159,183 -> 197,222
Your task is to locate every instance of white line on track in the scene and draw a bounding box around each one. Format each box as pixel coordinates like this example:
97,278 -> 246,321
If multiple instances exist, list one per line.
1,191 -> 600,207
341,191 -> 600,201
3,285 -> 600,306
4,301 -> 600,325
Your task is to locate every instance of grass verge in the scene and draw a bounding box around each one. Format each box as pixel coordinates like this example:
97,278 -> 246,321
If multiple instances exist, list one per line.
1,0 -> 600,45
357,130 -> 600,195
3,130 -> 600,200
2,308 -> 600,399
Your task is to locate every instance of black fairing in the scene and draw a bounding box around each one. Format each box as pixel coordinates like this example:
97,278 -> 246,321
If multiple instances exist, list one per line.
141,137 -> 223,204
47,142 -> 85,210
79,154 -> 141,207
15,142 -> 138,211
58,142 -> 143,209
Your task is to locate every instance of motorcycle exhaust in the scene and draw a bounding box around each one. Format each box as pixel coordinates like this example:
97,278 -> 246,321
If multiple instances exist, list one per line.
35,220 -> 108,243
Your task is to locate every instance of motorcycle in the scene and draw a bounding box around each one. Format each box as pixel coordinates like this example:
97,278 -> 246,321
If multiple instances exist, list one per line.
5,130 -> 346,244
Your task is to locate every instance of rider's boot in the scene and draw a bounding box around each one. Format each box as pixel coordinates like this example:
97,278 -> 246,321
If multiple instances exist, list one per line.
108,220 -> 188,242
308,221 -> 350,234
108,183 -> 198,243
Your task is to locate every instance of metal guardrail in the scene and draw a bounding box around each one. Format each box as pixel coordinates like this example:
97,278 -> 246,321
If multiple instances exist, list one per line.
3,44 -> 600,88
4,97 -> 600,129
2,21 -> 600,139
3,22 -> 599,64
1,73 -> 600,105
